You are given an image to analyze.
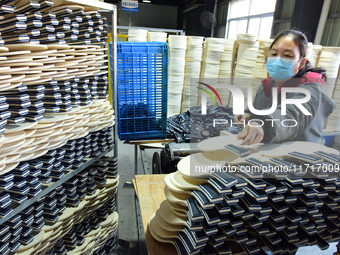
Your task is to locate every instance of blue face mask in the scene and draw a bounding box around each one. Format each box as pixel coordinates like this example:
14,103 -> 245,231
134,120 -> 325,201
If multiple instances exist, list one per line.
266,57 -> 299,81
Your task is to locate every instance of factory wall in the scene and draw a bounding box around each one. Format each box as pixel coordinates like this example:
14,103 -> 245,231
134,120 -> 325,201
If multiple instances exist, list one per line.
117,3 -> 178,29
273,0 -> 340,46
322,0 -> 340,46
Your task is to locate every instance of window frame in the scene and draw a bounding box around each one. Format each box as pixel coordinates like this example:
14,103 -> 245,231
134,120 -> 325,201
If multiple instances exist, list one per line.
226,0 -> 275,39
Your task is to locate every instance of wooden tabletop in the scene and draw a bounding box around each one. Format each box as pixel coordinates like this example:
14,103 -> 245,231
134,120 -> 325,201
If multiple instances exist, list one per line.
133,174 -> 177,255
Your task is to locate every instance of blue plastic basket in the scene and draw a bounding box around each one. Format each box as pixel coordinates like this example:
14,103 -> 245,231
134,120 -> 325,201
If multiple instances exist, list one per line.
116,42 -> 168,140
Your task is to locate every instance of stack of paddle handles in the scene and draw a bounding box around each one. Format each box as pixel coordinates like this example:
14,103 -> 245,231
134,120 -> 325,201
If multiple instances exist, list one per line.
217,38 -> 237,107
167,35 -> 187,117
11,157 -> 119,255
150,135 -> 340,254
317,46 -> 340,131
0,1 -> 108,45
127,29 -> 148,42
198,38 -> 225,108
0,45 -> 110,133
250,39 -> 273,98
181,36 -> 204,113
147,31 -> 167,43
232,34 -> 259,109
316,47 -> 340,99
0,125 -> 115,242
325,63 -> 340,131
0,0 -> 118,254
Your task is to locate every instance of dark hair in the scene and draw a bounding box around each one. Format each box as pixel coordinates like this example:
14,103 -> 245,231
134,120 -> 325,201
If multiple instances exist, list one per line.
270,29 -> 327,80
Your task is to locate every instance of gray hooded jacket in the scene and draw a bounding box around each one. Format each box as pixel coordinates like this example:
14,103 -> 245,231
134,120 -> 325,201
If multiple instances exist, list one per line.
246,72 -> 336,145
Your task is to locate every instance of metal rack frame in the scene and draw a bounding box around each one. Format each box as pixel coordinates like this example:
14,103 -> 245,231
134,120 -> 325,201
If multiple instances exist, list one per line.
117,25 -> 184,35
67,0 -> 118,159
0,0 -> 119,245
0,148 -> 113,226
69,0 -> 118,158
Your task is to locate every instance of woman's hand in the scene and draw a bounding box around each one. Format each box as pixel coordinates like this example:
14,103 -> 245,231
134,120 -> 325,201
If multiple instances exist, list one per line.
237,124 -> 264,145
234,113 -> 250,126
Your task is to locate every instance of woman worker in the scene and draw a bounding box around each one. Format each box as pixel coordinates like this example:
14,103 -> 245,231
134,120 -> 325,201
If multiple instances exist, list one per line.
235,29 -> 336,145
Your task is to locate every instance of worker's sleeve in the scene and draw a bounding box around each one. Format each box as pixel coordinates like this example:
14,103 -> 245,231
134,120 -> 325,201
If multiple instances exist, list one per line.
244,87 -> 263,115
248,83 -> 321,143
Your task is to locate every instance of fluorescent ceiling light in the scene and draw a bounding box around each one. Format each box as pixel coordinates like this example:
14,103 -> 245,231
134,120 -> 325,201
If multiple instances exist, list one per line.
142,0 -> 151,3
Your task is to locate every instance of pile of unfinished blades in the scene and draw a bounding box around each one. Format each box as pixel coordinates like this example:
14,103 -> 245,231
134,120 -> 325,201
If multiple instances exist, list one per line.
150,136 -> 340,254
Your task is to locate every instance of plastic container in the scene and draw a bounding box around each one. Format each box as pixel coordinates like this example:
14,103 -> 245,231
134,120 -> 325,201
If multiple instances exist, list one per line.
323,135 -> 335,147
116,42 -> 168,140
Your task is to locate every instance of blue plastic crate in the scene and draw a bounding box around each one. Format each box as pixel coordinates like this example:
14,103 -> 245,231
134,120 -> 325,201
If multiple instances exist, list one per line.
116,42 -> 168,140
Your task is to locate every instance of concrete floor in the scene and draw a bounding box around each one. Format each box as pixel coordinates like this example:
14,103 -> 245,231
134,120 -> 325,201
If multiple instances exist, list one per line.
116,140 -> 140,255
117,140 -> 157,255
116,139 -> 339,255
